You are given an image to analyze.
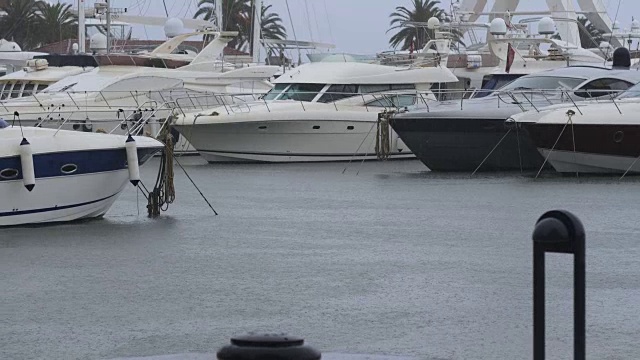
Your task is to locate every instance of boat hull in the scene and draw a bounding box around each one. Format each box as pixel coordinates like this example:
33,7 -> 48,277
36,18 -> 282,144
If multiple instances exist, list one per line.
0,146 -> 160,226
174,118 -> 414,163
391,117 -> 545,172
527,123 -> 640,174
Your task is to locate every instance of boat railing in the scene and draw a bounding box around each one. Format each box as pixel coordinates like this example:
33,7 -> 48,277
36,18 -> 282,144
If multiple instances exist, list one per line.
172,91 -> 444,117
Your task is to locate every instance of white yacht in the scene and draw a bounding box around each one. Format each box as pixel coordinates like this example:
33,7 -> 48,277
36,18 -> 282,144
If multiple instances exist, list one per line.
173,62 -> 458,163
0,31 -> 278,151
0,121 -> 162,226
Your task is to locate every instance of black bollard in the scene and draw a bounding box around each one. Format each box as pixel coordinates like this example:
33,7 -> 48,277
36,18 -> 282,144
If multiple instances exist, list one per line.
217,333 -> 321,360
532,210 -> 585,360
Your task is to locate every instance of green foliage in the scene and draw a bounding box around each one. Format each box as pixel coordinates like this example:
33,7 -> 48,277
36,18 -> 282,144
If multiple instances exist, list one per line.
193,0 -> 287,52
388,0 -> 448,51
0,0 -> 77,50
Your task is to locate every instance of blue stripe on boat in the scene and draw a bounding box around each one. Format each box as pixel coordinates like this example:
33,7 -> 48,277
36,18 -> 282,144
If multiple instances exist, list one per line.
0,192 -> 119,217
0,148 -> 159,182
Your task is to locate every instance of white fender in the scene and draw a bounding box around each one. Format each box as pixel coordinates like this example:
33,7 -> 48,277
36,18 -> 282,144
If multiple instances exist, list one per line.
125,135 -> 140,186
19,137 -> 35,191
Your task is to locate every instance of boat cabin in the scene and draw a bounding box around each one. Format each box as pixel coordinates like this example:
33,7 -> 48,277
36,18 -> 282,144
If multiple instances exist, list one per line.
261,62 -> 457,106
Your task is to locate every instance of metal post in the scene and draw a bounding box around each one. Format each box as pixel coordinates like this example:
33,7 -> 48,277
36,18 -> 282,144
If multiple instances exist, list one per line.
532,210 -> 586,360
106,0 -> 111,54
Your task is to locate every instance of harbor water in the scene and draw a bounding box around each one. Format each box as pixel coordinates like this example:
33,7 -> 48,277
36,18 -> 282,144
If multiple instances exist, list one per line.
1,159 -> 640,359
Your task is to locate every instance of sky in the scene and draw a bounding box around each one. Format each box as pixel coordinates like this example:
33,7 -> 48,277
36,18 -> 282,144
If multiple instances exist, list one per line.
59,0 -> 640,55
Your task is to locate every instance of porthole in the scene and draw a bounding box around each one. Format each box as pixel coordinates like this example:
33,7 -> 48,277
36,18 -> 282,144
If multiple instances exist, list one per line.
258,125 -> 267,130
0,168 -> 19,179
61,164 -> 78,175
614,131 -> 624,143
347,126 -> 354,130
313,125 -> 320,130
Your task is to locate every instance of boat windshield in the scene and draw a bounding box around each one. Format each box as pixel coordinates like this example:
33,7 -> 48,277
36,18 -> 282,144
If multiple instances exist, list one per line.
617,82 -> 640,99
473,74 -> 523,98
278,83 -> 326,102
263,83 -> 290,100
497,76 -> 585,93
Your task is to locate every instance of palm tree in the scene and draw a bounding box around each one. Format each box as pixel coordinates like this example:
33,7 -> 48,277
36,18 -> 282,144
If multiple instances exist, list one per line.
193,0 -> 252,49
577,16 -> 604,48
388,0 -> 446,51
34,2 -> 77,47
239,3 -> 287,55
551,17 -> 605,49
0,0 -> 42,50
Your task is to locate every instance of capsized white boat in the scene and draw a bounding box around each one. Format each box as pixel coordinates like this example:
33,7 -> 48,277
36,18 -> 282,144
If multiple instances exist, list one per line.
172,62 -> 458,163
0,121 -> 163,226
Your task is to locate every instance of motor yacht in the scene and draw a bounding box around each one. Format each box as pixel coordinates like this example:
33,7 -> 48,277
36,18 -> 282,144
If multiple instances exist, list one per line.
0,31 -> 278,153
0,122 -> 162,226
513,81 -> 640,174
390,57 -> 640,172
172,61 -> 458,163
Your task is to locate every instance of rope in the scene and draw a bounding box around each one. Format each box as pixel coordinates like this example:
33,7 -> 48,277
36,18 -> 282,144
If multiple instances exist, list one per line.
147,127 -> 175,217
471,128 -> 512,176
376,111 -> 392,160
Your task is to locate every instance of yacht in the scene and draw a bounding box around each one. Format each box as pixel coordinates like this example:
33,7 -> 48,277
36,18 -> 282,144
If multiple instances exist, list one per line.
389,54 -> 638,172
0,122 -> 162,226
0,31 -> 278,151
513,81 -> 640,174
172,61 -> 458,163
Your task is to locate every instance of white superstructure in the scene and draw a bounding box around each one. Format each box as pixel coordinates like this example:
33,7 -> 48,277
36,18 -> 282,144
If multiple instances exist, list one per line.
173,62 -> 458,163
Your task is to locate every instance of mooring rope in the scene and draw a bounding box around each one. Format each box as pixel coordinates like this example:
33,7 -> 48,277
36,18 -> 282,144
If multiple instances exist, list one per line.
376,111 -> 392,160
471,128 -> 512,176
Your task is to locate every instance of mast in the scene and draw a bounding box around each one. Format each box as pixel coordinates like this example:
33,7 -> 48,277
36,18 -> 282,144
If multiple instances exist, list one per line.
106,0 -> 111,54
216,0 -> 223,31
252,0 -> 262,63
78,0 -> 85,53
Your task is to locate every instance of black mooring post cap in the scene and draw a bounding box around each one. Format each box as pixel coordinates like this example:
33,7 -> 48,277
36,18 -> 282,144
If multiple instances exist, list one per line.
533,210 -> 585,246
217,333 -> 321,360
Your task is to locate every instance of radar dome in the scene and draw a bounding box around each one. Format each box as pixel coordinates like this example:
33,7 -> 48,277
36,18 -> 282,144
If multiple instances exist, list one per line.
0,39 -> 21,52
489,18 -> 507,36
71,42 -> 79,53
632,19 -> 640,33
427,17 -> 441,30
164,18 -> 184,38
90,33 -> 107,52
538,17 -> 556,35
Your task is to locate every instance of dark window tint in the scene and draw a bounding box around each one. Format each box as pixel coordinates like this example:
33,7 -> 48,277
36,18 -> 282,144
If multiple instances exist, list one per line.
318,84 -> 358,103
574,78 -> 633,98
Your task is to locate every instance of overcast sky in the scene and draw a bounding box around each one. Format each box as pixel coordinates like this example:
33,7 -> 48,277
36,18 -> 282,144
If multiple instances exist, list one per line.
63,0 -> 640,54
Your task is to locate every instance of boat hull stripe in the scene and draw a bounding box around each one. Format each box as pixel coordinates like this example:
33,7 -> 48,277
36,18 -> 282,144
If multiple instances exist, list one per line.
0,192 -> 119,218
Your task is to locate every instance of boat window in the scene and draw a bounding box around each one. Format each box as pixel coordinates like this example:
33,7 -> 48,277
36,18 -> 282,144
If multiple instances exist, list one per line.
573,78 -> 633,98
10,82 -> 22,98
473,74 -> 525,98
263,83 -> 290,100
366,94 -> 416,108
0,82 -> 6,99
317,84 -> 359,103
359,84 -> 415,93
1,82 -> 14,100
498,76 -> 584,93
279,83 -> 325,102
22,83 -> 35,97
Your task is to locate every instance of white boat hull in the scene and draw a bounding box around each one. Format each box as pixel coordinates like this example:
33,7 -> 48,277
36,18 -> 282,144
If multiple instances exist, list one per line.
0,127 -> 162,226
539,149 -> 640,174
175,118 -> 414,163
0,170 -> 128,226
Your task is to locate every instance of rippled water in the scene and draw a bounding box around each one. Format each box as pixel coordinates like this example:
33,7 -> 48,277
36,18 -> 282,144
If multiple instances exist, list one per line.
2,158 -> 640,359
